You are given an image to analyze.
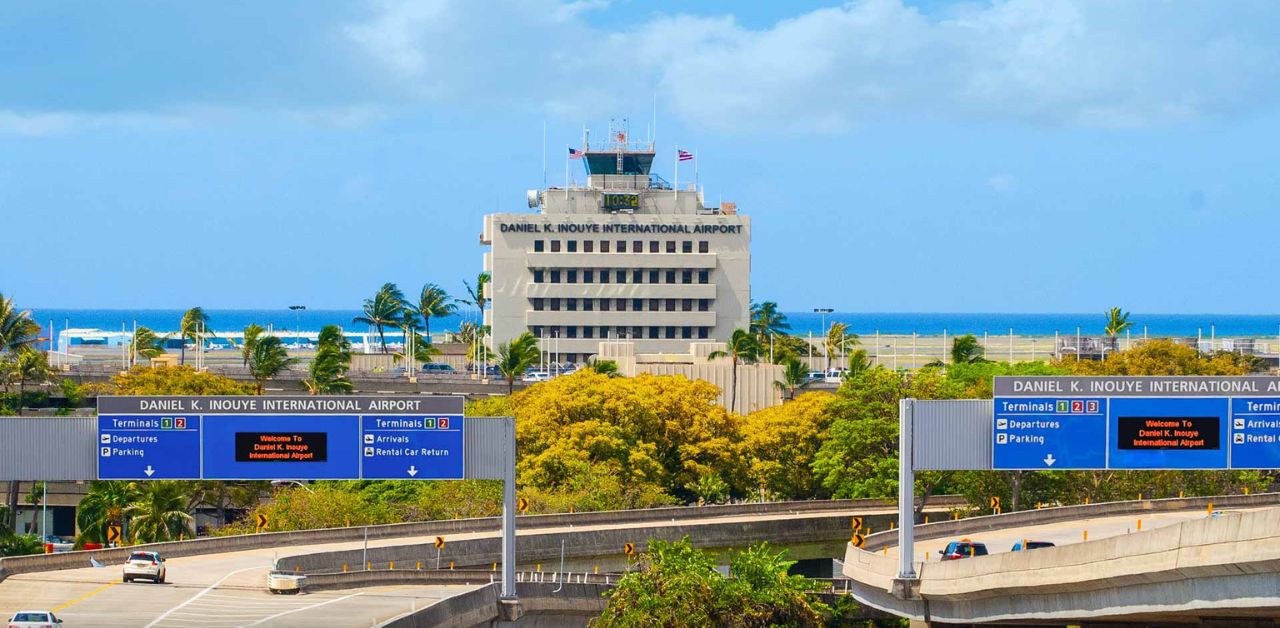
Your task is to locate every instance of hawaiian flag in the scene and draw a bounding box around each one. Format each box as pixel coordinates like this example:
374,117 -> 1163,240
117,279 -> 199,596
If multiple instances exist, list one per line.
569,147 -> 583,159
678,149 -> 694,162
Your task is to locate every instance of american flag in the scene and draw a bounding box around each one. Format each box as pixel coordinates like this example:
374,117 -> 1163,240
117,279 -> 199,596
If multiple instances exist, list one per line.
678,149 -> 694,162
568,147 -> 583,159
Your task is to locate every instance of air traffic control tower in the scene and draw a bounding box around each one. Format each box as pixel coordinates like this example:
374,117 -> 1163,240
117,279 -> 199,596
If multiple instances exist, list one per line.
481,125 -> 751,363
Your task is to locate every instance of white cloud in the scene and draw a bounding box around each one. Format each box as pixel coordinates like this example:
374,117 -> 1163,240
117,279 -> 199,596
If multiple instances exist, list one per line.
987,173 -> 1017,193
344,0 -> 1280,131
0,111 -> 189,136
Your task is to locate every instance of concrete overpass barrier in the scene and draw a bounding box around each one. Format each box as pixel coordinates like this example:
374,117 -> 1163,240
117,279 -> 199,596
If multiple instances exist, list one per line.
379,582 -> 610,628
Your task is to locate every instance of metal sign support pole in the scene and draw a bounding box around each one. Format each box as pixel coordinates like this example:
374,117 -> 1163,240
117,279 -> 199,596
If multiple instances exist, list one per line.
897,398 -> 917,580
501,416 -> 517,599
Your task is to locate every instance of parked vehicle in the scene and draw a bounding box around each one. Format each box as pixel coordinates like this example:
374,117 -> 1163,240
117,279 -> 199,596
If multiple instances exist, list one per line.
7,610 -> 63,627
824,369 -> 847,384
938,539 -> 988,560
522,370 -> 551,383
1011,540 -> 1055,551
123,551 -> 166,583
805,371 -> 826,382
421,363 -> 456,374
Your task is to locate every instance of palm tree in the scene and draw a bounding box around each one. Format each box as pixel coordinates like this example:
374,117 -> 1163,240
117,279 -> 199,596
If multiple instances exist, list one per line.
178,307 -> 211,366
304,325 -> 353,395
1104,307 -> 1133,353
588,357 -> 619,377
454,322 -> 494,364
462,272 -> 491,313
237,323 -> 265,367
950,334 -> 987,364
415,283 -> 458,340
129,326 -> 166,365
774,358 -> 809,400
75,481 -> 141,546
708,328 -> 763,414
824,322 -> 858,372
26,483 -> 43,535
749,301 -> 791,343
0,293 -> 41,354
496,332 -> 540,394
126,482 -> 193,544
14,348 -> 50,411
247,336 -> 298,394
845,348 -> 874,377
353,283 -> 408,353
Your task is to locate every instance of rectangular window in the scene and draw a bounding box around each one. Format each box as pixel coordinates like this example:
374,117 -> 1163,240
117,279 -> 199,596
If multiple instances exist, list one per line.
550,270 -> 561,284
698,327 -> 709,339
584,269 -> 594,283
600,326 -> 610,338
698,240 -> 709,253
533,269 -> 544,283
567,326 -> 578,339
698,299 -> 709,312
567,299 -> 578,311
601,299 -> 611,311
532,326 -> 543,337
534,240 -> 545,252
682,326 -> 692,339
649,241 -> 659,253
567,240 -> 577,252
583,326 -> 593,339
649,298 -> 659,311
532,298 -> 544,311
616,270 -> 626,283
666,241 -> 676,253
601,240 -> 611,253
632,240 -> 642,253
649,326 -> 660,339
666,326 -> 676,339
666,299 -> 676,311
698,270 -> 709,284
584,240 -> 594,253
632,298 -> 643,311
632,326 -> 642,339
584,299 -> 594,311
632,270 -> 643,283
551,240 -> 561,252
616,240 -> 626,252
649,270 -> 659,283
682,241 -> 692,253
550,299 -> 561,311
600,270 -> 609,284
616,298 -> 627,311
682,299 -> 692,311
665,270 -> 676,283
682,271 -> 692,284
567,270 -> 577,284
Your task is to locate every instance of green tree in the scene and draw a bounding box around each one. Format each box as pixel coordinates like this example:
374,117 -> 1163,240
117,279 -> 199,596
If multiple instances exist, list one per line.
129,326 -> 166,365
708,328 -> 762,414
774,358 -> 809,400
588,357 -> 619,377
0,293 -> 41,354
126,481 -> 194,544
178,307 -> 211,366
76,481 -> 142,546
844,348 -> 874,377
596,539 -> 827,628
353,283 -> 408,353
1104,306 -> 1134,338
237,323 -> 265,367
496,331 -> 540,394
462,271 -> 491,313
749,301 -> 790,344
950,334 -> 987,364
304,325 -> 353,395
189,481 -> 269,527
738,392 -> 836,500
26,483 -> 43,535
110,366 -> 254,395
13,347 -> 50,411
247,336 -> 297,394
453,322 -> 494,364
824,322 -> 858,372
414,283 -> 457,339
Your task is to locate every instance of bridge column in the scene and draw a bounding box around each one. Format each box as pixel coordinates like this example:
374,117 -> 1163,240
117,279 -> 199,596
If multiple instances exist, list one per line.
898,398 -> 917,580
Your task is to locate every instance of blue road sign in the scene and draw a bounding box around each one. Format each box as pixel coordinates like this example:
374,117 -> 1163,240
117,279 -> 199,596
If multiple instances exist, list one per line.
1107,397 -> 1228,469
98,415 -> 201,480
360,415 -> 465,480
1229,397 -> 1280,469
201,415 -> 362,480
992,397 -> 1107,469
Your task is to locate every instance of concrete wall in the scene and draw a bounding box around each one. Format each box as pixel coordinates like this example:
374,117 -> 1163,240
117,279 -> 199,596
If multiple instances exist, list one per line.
599,340 -> 784,413
381,582 -> 610,628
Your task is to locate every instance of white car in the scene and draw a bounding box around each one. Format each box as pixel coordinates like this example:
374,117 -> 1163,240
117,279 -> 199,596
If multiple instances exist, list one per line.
522,371 -> 551,382
123,550 -> 167,583
7,610 -> 63,627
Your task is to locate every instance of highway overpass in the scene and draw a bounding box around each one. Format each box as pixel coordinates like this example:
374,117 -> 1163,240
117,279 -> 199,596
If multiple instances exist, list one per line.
844,493 -> 1280,626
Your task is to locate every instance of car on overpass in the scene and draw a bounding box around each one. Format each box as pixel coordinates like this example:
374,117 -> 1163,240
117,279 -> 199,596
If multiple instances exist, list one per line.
1011,540 -> 1055,551
123,550 -> 167,583
938,539 -> 988,560
7,610 -> 63,627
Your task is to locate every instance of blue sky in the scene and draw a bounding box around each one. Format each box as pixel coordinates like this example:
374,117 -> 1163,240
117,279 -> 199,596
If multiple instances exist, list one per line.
3,0 -> 1280,313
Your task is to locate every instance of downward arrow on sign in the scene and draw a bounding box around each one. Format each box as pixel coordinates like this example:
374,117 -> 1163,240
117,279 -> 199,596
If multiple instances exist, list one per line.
408,466 -> 418,477
144,465 -> 156,477
1043,454 -> 1056,467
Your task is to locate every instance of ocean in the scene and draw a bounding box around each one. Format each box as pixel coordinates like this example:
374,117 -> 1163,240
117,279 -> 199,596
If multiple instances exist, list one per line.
27,309 -> 1280,341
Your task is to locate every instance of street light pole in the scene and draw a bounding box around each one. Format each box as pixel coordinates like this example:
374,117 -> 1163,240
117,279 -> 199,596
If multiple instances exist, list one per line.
289,305 -> 306,350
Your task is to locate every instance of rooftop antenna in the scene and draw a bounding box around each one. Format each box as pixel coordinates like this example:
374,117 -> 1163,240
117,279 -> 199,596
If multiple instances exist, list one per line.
541,120 -> 547,189
651,92 -> 657,150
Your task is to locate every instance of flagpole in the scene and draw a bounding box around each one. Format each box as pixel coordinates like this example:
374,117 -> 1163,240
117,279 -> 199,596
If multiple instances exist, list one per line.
695,147 -> 699,194
674,145 -> 679,204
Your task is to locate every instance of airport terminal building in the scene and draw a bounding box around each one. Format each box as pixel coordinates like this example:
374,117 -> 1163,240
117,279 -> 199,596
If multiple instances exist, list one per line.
481,134 -> 750,362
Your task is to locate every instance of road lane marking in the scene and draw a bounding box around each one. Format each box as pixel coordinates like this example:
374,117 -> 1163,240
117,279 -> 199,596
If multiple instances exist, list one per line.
51,581 -> 117,611
242,592 -> 363,626
143,566 -> 263,628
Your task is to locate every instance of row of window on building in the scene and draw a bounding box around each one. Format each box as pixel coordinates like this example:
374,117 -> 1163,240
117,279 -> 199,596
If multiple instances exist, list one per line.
529,325 -> 710,341
532,298 -> 711,312
533,239 -> 711,254
533,268 -> 710,285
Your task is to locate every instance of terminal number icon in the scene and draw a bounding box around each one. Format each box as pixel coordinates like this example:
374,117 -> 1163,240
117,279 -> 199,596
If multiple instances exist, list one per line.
438,418 -> 449,429
1086,401 -> 1099,413
1071,400 -> 1084,413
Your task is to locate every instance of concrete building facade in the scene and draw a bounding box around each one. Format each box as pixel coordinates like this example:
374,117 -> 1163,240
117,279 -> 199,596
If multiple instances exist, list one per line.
481,133 -> 750,362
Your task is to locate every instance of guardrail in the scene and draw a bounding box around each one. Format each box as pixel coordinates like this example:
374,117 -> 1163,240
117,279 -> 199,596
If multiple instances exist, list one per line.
0,496 -> 962,583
